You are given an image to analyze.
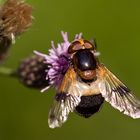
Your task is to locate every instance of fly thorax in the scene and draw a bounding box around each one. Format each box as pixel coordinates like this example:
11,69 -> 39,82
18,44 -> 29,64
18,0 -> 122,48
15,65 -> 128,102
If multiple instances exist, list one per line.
72,49 -> 97,81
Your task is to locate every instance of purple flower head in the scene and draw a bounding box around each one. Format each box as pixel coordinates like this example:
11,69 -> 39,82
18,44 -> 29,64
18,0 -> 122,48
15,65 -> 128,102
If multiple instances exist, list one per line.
35,31 -> 82,92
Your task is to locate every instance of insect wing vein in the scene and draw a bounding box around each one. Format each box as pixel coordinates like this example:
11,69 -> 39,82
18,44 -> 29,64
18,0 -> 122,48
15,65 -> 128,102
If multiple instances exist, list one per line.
98,64 -> 140,118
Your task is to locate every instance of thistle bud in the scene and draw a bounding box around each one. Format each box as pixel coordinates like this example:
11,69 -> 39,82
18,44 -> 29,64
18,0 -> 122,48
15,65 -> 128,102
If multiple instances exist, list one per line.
17,54 -> 50,89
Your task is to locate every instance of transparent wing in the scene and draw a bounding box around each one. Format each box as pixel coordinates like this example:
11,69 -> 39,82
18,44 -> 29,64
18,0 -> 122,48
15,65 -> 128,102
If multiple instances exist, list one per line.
48,67 -> 81,128
98,64 -> 140,118
48,93 -> 80,128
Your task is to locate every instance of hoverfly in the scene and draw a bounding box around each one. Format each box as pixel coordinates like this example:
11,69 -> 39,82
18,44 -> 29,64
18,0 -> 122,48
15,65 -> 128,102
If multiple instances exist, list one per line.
48,39 -> 140,128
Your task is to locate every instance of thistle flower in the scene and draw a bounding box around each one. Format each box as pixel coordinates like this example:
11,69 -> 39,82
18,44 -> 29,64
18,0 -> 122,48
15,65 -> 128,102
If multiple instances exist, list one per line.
0,36 -> 11,63
0,0 -> 33,63
0,0 -> 33,39
17,54 -> 49,89
35,31 -> 82,92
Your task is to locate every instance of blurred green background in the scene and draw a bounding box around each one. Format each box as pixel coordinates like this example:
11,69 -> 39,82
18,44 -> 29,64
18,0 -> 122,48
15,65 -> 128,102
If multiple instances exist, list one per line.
0,0 -> 140,140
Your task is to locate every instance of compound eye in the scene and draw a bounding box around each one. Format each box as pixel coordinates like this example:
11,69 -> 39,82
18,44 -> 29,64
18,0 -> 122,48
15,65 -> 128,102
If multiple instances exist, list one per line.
84,40 -> 95,50
68,41 -> 83,54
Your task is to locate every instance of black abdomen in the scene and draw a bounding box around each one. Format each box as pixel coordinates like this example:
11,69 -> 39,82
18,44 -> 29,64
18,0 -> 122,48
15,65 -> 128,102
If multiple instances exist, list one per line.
75,94 -> 104,118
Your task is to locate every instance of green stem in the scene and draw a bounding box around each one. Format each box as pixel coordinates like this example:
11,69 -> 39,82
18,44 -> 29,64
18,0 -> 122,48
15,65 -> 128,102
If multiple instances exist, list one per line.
0,66 -> 17,77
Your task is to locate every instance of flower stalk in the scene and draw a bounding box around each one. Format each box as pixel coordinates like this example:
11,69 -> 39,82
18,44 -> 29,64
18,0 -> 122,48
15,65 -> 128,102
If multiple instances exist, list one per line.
0,66 -> 15,76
